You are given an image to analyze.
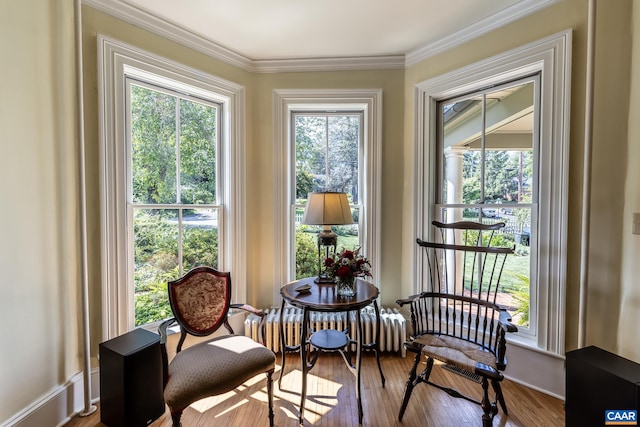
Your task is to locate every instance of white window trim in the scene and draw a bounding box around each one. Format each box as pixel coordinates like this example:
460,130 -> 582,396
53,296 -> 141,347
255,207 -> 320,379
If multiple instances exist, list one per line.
98,35 -> 246,339
273,89 -> 382,305
412,30 -> 571,356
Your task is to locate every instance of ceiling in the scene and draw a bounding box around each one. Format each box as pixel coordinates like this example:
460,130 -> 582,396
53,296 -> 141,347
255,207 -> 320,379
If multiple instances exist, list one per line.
87,0 -> 557,69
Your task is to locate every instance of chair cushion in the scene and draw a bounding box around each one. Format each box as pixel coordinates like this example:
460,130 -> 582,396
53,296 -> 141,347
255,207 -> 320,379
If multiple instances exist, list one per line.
164,334 -> 276,412
413,334 -> 499,376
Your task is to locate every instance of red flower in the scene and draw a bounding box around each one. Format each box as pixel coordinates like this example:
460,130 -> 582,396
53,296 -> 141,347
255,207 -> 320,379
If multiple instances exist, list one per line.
336,266 -> 353,278
342,250 -> 354,260
324,257 -> 335,267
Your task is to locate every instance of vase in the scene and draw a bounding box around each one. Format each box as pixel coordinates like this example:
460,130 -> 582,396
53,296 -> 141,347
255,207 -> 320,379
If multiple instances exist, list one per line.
336,276 -> 356,297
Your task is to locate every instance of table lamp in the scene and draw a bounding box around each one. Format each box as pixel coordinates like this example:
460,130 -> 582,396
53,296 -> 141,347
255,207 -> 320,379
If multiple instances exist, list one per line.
301,191 -> 354,283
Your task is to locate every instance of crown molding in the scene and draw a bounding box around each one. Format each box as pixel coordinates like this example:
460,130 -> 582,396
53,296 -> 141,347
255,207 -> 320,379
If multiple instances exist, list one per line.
252,55 -> 405,74
84,0 -> 404,73
84,0 -> 558,73
405,0 -> 561,67
83,0 -> 254,71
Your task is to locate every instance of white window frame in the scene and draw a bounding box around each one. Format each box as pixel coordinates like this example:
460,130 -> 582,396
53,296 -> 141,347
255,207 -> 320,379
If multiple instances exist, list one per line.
412,30 -> 571,357
98,36 -> 246,339
273,89 -> 382,305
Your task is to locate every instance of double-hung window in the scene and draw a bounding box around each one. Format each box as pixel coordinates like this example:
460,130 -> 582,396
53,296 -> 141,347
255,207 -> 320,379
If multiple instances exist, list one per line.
435,77 -> 537,330
273,90 -> 382,303
127,81 -> 222,326
292,112 -> 363,279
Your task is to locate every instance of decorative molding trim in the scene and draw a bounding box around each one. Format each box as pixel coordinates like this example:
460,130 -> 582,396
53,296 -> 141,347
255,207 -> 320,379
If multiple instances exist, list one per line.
84,0 -> 252,71
84,0 -> 557,73
252,56 -> 405,74
405,0 -> 561,66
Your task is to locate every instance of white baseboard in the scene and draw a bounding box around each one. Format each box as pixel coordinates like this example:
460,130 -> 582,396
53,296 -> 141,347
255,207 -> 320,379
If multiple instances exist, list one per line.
504,340 -> 566,400
1,369 -> 99,427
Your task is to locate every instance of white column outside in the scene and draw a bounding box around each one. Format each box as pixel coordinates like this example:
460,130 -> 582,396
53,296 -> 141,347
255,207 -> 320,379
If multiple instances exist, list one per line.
444,147 -> 465,293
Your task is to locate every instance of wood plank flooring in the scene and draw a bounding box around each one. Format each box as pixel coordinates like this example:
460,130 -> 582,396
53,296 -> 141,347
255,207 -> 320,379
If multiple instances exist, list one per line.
65,353 -> 565,426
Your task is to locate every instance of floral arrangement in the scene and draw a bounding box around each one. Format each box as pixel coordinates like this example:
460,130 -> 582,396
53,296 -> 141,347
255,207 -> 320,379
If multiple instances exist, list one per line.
324,247 -> 372,282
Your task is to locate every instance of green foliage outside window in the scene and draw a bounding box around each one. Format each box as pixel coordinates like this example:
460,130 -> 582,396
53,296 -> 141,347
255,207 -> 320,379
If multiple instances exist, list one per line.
296,229 -> 318,279
133,210 -> 219,325
507,274 -> 530,328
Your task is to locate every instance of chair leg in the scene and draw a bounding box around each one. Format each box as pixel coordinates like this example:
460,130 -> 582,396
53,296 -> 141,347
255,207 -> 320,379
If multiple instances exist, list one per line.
492,379 -> 508,415
480,377 -> 499,427
171,411 -> 182,427
267,370 -> 275,427
399,352 -> 432,421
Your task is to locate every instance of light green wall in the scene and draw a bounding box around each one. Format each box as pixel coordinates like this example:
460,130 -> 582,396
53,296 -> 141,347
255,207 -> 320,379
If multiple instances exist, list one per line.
584,0 -> 632,356
0,0 -> 81,421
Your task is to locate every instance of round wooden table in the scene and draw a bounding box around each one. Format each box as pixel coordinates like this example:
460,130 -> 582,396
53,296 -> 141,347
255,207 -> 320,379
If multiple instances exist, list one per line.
279,277 -> 385,425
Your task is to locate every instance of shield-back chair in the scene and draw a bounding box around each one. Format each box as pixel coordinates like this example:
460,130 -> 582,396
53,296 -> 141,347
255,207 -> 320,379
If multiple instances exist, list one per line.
397,220 -> 518,426
158,266 -> 276,426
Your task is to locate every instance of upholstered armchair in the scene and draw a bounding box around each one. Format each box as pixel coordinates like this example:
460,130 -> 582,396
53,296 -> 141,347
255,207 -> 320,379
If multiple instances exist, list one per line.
158,266 -> 276,426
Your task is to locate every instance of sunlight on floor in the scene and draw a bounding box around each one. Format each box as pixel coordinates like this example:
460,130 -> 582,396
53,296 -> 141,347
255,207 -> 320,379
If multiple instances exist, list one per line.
185,366 -> 344,424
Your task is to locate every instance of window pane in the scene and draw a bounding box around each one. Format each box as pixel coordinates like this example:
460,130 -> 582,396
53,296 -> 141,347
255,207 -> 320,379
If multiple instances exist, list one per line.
182,208 -> 219,270
130,85 -> 177,204
438,206 -> 531,327
482,82 -> 534,206
179,99 -> 217,204
295,115 -> 327,195
133,208 -> 178,326
441,98 -> 482,205
327,115 -> 360,200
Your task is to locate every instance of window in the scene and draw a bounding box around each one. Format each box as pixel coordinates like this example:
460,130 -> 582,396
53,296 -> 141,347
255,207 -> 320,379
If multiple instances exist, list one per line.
435,77 -> 537,331
413,31 -> 571,359
293,113 -> 362,279
127,81 -> 222,326
99,37 -> 246,337
273,90 -> 382,304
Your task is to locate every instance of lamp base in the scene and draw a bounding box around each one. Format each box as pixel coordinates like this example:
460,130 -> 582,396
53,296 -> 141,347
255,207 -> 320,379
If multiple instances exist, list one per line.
314,274 -> 336,284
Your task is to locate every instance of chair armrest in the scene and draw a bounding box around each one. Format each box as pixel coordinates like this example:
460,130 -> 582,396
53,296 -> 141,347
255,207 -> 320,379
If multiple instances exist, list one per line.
396,298 -> 413,307
158,317 -> 177,344
230,303 -> 269,346
157,317 -> 177,387
495,308 -> 517,370
396,294 -> 420,307
498,308 -> 518,333
230,303 -> 267,317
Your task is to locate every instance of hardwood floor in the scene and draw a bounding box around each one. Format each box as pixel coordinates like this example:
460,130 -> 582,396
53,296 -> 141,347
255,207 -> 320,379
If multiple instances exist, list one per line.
65,353 -> 565,426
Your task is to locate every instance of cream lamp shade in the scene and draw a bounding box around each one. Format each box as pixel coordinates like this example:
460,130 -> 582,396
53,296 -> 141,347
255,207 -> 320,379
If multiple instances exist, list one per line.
301,192 -> 354,283
301,192 -> 354,226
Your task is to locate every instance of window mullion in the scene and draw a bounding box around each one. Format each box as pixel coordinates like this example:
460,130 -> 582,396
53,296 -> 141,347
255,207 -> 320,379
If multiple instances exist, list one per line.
480,94 -> 487,205
325,116 -> 330,190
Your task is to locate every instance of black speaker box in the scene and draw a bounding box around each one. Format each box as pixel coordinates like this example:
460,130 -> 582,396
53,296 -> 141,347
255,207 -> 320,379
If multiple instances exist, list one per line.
566,345 -> 640,427
99,328 -> 165,427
